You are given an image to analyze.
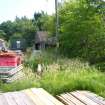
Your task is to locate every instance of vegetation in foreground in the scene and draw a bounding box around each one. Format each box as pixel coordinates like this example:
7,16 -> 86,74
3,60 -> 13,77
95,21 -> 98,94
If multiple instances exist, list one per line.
0,54 -> 105,98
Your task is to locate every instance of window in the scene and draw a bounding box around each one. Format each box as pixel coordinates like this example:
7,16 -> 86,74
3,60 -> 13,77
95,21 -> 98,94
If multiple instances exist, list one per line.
16,41 -> 21,49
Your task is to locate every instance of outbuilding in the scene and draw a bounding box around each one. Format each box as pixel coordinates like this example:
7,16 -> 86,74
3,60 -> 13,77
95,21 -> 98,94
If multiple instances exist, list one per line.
35,31 -> 48,50
10,38 -> 26,51
35,31 -> 57,50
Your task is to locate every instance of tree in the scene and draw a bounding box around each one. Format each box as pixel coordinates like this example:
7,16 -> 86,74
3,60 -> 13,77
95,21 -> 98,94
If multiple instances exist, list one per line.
33,12 -> 56,37
43,15 -> 55,36
0,21 -> 15,40
0,30 -> 6,39
0,16 -> 36,47
33,12 -> 51,31
13,16 -> 36,46
59,0 -> 105,63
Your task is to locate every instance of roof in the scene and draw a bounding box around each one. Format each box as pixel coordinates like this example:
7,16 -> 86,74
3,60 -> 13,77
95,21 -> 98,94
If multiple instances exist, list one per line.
47,37 -> 57,45
35,31 -> 48,43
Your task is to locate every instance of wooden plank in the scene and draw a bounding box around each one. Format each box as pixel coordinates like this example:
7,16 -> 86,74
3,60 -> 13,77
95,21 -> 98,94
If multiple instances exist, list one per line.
0,67 -> 14,71
0,65 -> 21,74
7,64 -> 23,75
0,95 -> 9,105
32,88 -> 56,105
18,91 -> 35,105
2,88 -> 105,105
0,75 -> 9,78
87,91 -> 105,102
4,71 -> 24,83
3,93 -> 17,105
71,91 -> 99,105
57,95 -> 75,105
79,91 -> 105,105
84,91 -> 105,101
62,93 -> 85,105
1,91 -> 36,105
0,64 -> 23,75
24,89 -> 45,105
1,71 -> 24,83
10,92 -> 27,105
60,94 -> 76,105
37,88 -> 64,105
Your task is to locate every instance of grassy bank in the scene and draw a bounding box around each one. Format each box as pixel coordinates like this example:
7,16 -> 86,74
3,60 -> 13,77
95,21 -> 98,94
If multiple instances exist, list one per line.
0,56 -> 105,98
40,68 -> 105,97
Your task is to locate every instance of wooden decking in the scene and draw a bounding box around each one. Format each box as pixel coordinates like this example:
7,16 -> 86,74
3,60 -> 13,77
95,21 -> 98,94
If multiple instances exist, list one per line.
0,89 -> 105,105
57,91 -> 105,105
0,88 -> 64,105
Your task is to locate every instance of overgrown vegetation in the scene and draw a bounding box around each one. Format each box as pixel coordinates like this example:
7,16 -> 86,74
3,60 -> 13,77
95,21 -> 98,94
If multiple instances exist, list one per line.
0,12 -> 52,47
0,0 -> 105,100
1,55 -> 105,98
24,51 -> 56,72
40,66 -> 105,97
0,0 -> 105,66
59,0 -> 105,65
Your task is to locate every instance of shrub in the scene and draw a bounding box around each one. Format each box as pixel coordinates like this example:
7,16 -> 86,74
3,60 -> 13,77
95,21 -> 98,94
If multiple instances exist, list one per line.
24,51 -> 56,72
40,67 -> 105,97
59,0 -> 105,65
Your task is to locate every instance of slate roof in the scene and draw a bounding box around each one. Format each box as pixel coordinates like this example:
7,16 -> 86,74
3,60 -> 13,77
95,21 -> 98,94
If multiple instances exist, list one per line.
35,31 -> 48,43
47,37 -> 57,45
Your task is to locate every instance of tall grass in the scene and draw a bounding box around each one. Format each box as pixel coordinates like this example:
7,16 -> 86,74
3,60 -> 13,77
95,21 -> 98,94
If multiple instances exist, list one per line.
38,59 -> 105,97
0,54 -> 105,98
40,68 -> 105,98
0,68 -> 40,92
24,51 -> 56,72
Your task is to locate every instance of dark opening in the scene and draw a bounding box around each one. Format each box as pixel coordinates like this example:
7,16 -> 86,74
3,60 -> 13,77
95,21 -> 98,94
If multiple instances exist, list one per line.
35,43 -> 40,50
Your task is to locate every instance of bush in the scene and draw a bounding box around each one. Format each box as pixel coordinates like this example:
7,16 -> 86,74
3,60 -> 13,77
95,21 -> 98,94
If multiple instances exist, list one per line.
0,79 -> 38,92
38,59 -> 105,98
24,51 -> 56,72
95,62 -> 105,71
40,65 -> 105,97
59,0 -> 105,64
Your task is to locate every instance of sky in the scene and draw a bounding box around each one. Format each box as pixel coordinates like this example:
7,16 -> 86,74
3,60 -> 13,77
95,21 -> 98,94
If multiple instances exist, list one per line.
0,0 -> 58,23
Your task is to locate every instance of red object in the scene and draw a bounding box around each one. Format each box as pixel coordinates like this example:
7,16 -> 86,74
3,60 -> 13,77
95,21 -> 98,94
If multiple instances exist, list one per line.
0,52 -> 16,57
0,55 -> 21,67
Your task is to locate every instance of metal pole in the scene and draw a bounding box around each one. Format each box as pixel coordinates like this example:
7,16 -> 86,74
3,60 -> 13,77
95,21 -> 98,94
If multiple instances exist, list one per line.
55,0 -> 58,38
55,0 -> 59,53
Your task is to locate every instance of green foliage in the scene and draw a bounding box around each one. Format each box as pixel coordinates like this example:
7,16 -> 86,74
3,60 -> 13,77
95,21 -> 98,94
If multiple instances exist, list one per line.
24,51 -> 55,72
0,67 -> 40,92
0,30 -> 6,39
1,59 -> 105,98
38,59 -> 105,98
13,16 -> 36,46
59,0 -> 105,64
43,15 -> 55,36
34,12 -> 48,31
0,12 -> 55,47
33,12 -> 55,36
0,21 -> 15,40
0,16 -> 36,47
24,55 -> 39,72
10,32 -> 23,39
0,79 -> 38,92
40,68 -> 105,96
